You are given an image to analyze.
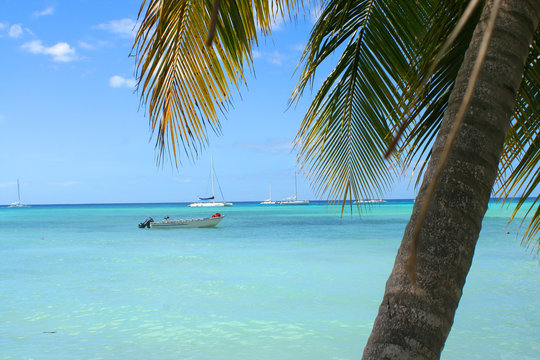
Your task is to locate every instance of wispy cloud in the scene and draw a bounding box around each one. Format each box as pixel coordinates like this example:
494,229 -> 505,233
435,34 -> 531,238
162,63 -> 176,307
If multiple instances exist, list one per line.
21,40 -> 77,62
109,75 -> 136,89
270,16 -> 284,31
291,43 -> 306,52
9,24 -> 23,38
254,50 -> 288,66
24,27 -> 35,37
174,177 -> 192,184
33,6 -> 55,18
48,181 -> 81,187
311,5 -> 323,23
235,140 -> 293,153
0,181 -> 16,188
78,39 -> 110,50
268,50 -> 286,65
95,18 -> 137,38
78,41 -> 95,50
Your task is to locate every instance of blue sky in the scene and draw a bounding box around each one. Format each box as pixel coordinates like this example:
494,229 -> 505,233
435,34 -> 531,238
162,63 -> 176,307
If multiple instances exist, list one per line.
0,1 -> 416,205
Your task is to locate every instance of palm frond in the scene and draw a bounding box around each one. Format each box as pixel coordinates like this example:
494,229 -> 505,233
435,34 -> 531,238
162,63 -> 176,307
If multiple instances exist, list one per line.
133,0 -> 302,164
292,0 -> 432,209
393,1 -> 483,186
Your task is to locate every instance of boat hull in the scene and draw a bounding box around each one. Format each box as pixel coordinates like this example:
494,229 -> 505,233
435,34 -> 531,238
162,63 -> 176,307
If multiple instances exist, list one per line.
7,202 -> 29,208
278,200 -> 310,205
188,202 -> 233,207
355,199 -> 386,204
150,215 -> 224,228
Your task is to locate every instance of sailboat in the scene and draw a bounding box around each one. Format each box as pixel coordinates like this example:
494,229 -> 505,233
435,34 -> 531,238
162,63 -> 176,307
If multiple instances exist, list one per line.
260,184 -> 276,205
8,179 -> 29,208
278,172 -> 309,205
188,157 -> 233,207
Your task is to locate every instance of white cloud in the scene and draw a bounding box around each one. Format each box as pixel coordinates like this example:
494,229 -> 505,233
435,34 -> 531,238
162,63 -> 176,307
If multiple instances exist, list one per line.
21,40 -> 77,62
9,24 -> 23,38
48,181 -> 81,187
33,6 -> 55,17
0,181 -> 16,188
292,43 -> 306,52
174,177 -> 192,183
78,41 -> 94,50
268,50 -> 285,65
78,39 -> 109,50
24,27 -> 35,36
270,16 -> 284,31
95,18 -> 137,38
235,140 -> 293,153
311,5 -> 323,23
251,50 -> 287,66
109,75 -> 136,89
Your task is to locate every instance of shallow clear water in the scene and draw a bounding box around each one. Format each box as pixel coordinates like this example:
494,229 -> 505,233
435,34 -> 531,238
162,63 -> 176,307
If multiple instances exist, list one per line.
0,201 -> 538,359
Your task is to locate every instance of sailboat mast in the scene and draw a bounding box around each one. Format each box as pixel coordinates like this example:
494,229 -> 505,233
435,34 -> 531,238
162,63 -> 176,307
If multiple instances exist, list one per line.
269,184 -> 272,200
294,172 -> 298,200
17,179 -> 21,203
211,156 -> 215,200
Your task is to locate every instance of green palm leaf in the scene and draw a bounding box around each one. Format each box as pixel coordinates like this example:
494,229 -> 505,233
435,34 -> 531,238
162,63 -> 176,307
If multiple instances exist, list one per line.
292,0 -> 427,209
133,0 -> 300,164
391,1 -> 482,185
292,0 -> 473,209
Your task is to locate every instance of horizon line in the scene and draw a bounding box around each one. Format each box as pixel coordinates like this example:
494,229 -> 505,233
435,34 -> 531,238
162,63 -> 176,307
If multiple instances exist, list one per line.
2,197 -> 532,207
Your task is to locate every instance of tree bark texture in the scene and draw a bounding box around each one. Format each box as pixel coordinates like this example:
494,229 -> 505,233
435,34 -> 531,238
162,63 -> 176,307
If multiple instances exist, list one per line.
363,1 -> 540,359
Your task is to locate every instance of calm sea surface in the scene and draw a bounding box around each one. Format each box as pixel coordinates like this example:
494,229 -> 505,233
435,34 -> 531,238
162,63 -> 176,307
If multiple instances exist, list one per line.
1,200 -> 538,359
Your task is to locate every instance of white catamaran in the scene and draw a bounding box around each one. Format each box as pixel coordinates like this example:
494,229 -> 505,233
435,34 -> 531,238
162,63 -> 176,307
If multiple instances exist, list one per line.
188,157 -> 233,207
8,179 -> 29,208
260,184 -> 276,205
278,172 -> 309,205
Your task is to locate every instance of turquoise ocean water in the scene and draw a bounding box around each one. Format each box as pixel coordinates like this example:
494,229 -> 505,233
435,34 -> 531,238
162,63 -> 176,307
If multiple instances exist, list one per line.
1,200 -> 538,359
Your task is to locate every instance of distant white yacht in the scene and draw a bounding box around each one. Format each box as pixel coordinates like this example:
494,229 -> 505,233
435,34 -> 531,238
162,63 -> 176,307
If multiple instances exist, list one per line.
8,179 -> 29,208
278,171 -> 309,205
355,199 -> 386,204
188,157 -> 233,207
260,184 -> 276,205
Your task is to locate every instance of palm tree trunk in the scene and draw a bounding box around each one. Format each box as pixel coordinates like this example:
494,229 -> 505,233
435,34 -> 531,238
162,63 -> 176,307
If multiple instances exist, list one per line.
363,1 -> 540,359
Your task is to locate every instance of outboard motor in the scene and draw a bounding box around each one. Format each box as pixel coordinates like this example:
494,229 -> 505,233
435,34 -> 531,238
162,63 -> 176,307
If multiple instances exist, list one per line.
138,217 -> 154,228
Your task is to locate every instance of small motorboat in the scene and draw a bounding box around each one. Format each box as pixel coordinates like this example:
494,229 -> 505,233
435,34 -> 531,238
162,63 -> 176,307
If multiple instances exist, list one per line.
138,213 -> 225,229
